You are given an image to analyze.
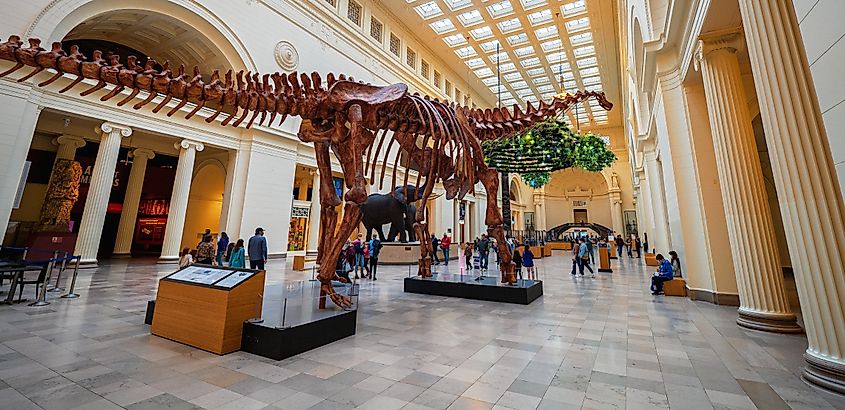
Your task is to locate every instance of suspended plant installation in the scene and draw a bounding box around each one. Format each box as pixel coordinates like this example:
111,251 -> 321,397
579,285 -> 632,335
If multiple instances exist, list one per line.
482,118 -> 616,188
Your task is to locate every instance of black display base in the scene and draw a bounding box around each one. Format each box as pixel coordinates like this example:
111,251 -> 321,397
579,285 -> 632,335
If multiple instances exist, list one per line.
145,300 -> 155,325
404,274 -> 543,304
599,268 -> 613,272
241,309 -> 357,360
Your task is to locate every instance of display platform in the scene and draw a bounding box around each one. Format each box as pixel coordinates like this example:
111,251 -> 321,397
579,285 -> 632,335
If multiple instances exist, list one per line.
241,280 -> 357,360
404,272 -> 543,305
379,242 -> 458,265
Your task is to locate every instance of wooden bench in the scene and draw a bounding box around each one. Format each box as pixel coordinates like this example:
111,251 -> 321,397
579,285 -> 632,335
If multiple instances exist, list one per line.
644,253 -> 659,266
663,278 -> 687,297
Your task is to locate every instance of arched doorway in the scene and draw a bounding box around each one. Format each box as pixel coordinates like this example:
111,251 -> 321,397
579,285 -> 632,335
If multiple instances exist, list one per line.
183,162 -> 225,248
543,168 -> 612,229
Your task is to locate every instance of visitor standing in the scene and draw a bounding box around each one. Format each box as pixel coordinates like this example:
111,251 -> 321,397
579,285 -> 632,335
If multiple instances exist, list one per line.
247,227 -> 268,270
196,235 -> 215,265
578,238 -> 594,278
643,232 -> 650,255
570,239 -> 579,275
477,234 -> 490,271
352,234 -> 365,279
229,239 -> 245,268
615,235 -> 625,258
522,245 -> 535,280
634,235 -> 642,258
513,248 -> 523,280
200,228 -> 212,246
431,235 -> 441,265
216,232 -> 229,266
179,248 -> 193,268
669,250 -> 682,278
587,238 -> 595,263
440,233 -> 451,265
368,234 -> 382,280
651,254 -> 674,295
464,243 -> 473,270
363,241 -> 371,278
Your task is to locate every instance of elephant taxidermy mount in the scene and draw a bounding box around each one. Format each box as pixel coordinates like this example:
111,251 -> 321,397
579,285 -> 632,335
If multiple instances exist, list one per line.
360,184 -> 435,243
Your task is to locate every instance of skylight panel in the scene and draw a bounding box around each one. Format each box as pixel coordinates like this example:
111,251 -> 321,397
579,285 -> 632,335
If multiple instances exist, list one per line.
500,62 -> 516,72
458,9 -> 483,26
576,57 -> 597,68
455,45 -> 477,59
489,52 -> 510,63
487,0 -> 514,18
580,67 -> 599,77
559,71 -> 575,80
564,80 -> 577,90
535,25 -> 558,40
490,84 -> 508,94
430,18 -> 456,34
444,0 -> 472,11
526,67 -> 545,77
507,33 -> 529,45
528,9 -> 553,26
570,32 -> 592,45
565,17 -> 590,32
497,18 -> 521,33
539,39 -> 562,53
551,62 -> 572,72
475,67 -> 494,77
533,77 -> 550,85
582,76 -> 601,85
502,98 -> 518,106
520,0 -> 548,11
479,39 -> 501,53
546,51 -> 566,63
574,45 -> 595,57
562,0 -> 587,16
415,2 -> 443,19
482,77 -> 498,86
504,72 -> 522,82
511,81 -> 528,89
443,33 -> 467,47
516,88 -> 535,98
521,57 -> 541,67
514,46 -> 535,57
585,84 -> 603,91
465,57 -> 486,68
537,85 -> 554,93
470,26 -> 494,40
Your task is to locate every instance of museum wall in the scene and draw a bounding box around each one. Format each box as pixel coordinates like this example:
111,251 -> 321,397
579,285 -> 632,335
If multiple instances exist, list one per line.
793,0 -> 845,201
543,168 -> 613,230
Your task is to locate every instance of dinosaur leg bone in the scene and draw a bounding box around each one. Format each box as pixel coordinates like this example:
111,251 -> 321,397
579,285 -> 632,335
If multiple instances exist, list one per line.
477,166 -> 516,285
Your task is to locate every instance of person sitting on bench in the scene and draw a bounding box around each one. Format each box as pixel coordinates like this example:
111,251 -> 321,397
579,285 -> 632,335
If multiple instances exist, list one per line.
650,254 -> 674,295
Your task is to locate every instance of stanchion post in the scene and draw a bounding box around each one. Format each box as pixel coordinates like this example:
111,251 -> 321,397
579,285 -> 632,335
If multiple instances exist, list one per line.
29,259 -> 55,307
50,252 -> 69,292
61,256 -> 81,299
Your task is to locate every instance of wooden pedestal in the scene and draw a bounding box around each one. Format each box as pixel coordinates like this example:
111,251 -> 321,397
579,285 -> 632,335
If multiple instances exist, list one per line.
645,253 -> 659,266
609,243 -> 617,259
548,242 -> 568,251
529,245 -> 544,259
293,255 -> 305,271
151,269 -> 265,355
598,247 -> 612,272
663,279 -> 687,297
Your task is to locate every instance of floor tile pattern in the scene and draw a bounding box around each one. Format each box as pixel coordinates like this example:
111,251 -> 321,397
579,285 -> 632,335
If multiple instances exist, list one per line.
1,253 -> 843,409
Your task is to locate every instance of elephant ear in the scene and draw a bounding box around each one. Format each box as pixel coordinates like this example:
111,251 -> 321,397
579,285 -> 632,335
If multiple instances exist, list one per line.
393,189 -> 407,205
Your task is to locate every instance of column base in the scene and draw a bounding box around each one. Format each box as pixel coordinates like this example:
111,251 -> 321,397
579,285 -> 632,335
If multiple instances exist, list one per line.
78,259 -> 98,269
157,256 -> 180,264
736,308 -> 803,334
803,351 -> 845,395
111,253 -> 132,259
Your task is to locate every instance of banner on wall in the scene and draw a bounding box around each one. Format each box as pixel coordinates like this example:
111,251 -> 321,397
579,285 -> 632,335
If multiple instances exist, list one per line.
458,201 -> 465,224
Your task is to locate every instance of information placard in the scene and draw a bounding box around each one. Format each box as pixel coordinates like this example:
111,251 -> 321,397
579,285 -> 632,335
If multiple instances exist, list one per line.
167,266 -> 234,285
214,271 -> 256,289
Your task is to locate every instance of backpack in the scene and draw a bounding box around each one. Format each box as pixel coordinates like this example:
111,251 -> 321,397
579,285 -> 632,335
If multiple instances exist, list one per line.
353,241 -> 363,253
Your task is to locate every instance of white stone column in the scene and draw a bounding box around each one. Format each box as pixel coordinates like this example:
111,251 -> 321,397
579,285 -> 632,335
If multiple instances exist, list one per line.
695,30 -> 800,333
113,149 -> 155,257
739,0 -> 845,393
609,190 -> 623,235
533,188 -> 547,231
0,100 -> 41,237
74,123 -> 132,265
53,135 -> 86,160
159,140 -> 204,262
307,169 -> 321,253
643,150 -> 670,253
217,150 -> 236,236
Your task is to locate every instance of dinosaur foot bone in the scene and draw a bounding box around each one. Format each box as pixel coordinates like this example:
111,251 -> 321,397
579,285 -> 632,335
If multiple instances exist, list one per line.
319,282 -> 353,309
500,261 -> 517,285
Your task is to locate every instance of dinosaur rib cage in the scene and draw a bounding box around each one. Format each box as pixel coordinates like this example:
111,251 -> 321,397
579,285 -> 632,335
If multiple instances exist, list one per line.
0,36 -> 613,199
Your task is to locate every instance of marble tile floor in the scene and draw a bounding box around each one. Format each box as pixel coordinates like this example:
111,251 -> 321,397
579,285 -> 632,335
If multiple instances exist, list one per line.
0,253 -> 843,410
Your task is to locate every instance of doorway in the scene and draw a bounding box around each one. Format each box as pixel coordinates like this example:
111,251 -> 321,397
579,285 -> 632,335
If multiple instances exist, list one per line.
573,209 -> 588,223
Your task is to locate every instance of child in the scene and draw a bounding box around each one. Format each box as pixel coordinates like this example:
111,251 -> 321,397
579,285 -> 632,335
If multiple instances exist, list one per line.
464,243 -> 473,270
179,248 -> 193,268
513,249 -> 523,280
522,245 -> 535,280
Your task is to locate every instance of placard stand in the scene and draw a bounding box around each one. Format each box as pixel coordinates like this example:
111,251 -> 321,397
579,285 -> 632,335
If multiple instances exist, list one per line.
151,265 -> 265,355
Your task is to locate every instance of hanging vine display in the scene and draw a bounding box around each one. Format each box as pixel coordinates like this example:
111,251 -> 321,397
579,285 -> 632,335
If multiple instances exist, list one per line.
482,118 -> 616,188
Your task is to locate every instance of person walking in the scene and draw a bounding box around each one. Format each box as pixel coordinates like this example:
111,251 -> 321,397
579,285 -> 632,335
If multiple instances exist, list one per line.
578,238 -> 594,278
615,235 -> 625,258
229,239 -> 245,268
431,235 -> 441,265
352,234 -> 365,279
522,245 -> 535,280
669,250 -> 682,278
651,254 -> 674,295
196,235 -> 215,265
440,233 -> 451,265
464,243 -> 474,270
368,234 -> 382,280
570,239 -> 579,275
247,227 -> 268,270
216,232 -> 229,266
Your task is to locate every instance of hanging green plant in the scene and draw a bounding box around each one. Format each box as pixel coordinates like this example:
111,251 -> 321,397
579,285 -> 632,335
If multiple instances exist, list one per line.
482,118 -> 616,188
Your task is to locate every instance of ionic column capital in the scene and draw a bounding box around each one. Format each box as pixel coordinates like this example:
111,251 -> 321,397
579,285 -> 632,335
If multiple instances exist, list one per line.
98,122 -> 133,137
695,28 -> 744,70
176,139 -> 205,152
53,134 -> 86,149
131,148 -> 156,161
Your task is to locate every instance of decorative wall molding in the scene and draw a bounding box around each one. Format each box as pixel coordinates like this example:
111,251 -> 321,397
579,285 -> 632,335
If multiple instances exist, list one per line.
274,40 -> 299,71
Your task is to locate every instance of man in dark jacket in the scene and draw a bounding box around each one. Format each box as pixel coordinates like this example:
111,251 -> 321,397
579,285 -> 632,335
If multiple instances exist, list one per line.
368,234 -> 383,280
477,234 -> 490,270
247,227 -> 268,270
431,235 -> 441,265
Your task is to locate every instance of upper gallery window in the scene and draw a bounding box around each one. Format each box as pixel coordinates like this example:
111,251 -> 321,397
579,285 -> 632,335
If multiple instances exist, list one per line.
390,33 -> 401,57
370,18 -> 383,42
407,48 -> 417,69
325,0 -> 337,7
347,0 -> 362,26
421,59 -> 430,78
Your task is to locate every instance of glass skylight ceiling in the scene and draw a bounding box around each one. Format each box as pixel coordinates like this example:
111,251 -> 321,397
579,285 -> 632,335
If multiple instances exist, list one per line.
405,0 -> 607,125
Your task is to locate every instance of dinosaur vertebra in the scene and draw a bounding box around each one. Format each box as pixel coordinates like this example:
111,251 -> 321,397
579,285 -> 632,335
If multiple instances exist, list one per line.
0,37 -> 613,308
